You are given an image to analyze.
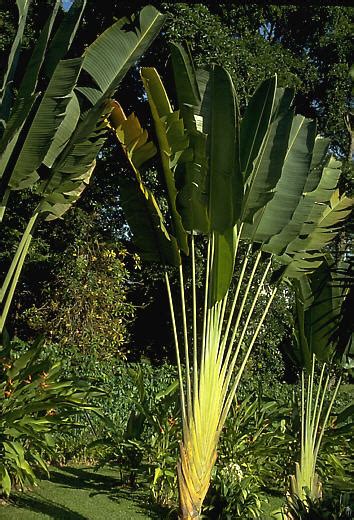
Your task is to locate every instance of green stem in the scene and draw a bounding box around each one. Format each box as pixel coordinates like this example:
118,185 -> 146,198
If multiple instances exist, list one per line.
1,212 -> 39,333
1,232 -> 32,333
179,264 -> 192,416
311,362 -> 326,451
1,212 -> 38,303
224,256 -> 272,382
314,375 -> 341,465
191,233 -> 198,405
220,285 -> 278,428
301,371 -> 305,462
307,355 -> 315,447
219,248 -> 263,389
0,188 -> 10,223
201,237 -> 211,373
164,271 -> 186,426
221,242 -> 252,352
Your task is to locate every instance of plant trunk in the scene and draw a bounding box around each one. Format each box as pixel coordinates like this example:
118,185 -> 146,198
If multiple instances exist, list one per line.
177,460 -> 202,519
177,441 -> 215,520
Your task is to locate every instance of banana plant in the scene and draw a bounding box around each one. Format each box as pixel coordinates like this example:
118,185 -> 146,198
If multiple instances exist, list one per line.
111,43 -> 353,519
0,1 -> 165,334
287,255 -> 352,510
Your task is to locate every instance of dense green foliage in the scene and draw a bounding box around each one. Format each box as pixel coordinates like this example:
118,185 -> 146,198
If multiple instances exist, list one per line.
0,1 -> 352,517
0,335 -> 101,496
1,2 -> 352,364
24,223 -> 138,359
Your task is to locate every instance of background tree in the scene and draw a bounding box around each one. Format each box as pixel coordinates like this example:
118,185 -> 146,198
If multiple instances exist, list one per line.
1,1 -> 351,371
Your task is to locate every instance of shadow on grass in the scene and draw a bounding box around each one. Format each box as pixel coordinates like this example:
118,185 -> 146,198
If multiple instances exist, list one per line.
10,493 -> 88,519
45,466 -> 119,493
45,466 -> 177,519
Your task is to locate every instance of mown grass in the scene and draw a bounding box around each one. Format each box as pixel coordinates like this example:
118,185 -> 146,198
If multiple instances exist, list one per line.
0,464 -> 287,519
0,465 -> 172,519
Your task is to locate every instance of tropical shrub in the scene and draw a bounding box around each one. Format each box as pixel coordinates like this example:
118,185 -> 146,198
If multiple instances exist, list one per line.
0,333 -> 102,497
24,237 -> 139,359
206,462 -> 264,519
285,491 -> 353,520
287,256 -> 353,509
203,392 -> 293,518
93,363 -> 181,504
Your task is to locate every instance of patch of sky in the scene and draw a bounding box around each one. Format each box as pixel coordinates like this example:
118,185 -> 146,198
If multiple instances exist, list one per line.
62,0 -> 74,12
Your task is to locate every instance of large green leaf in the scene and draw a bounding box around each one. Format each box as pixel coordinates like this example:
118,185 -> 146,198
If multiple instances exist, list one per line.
288,190 -> 353,255
175,130 -> 209,233
305,136 -> 330,192
190,67 -> 241,232
267,155 -> 341,255
170,43 -> 208,233
0,0 -> 30,128
16,1 -> 61,100
292,256 -> 350,369
239,76 -> 276,182
207,67 -> 241,231
43,94 -> 81,168
275,190 -> 353,280
170,42 -> 200,107
241,87 -> 295,225
141,67 -> 189,254
43,0 -> 87,78
119,178 -> 181,266
38,110 -> 108,220
210,227 -> 238,304
38,3 -> 165,222
0,2 -> 61,210
245,116 -> 317,245
9,58 -> 82,190
82,6 -> 165,102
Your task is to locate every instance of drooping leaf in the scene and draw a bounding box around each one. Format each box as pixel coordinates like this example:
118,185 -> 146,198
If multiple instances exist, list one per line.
110,101 -> 180,266
110,101 -> 156,169
141,67 -> 189,254
119,178 -> 181,266
41,161 -> 96,221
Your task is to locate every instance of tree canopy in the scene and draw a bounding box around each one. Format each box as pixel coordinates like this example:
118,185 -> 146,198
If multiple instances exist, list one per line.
0,1 -> 352,363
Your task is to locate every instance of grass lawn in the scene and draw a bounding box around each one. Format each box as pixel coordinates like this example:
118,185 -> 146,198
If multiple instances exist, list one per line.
0,465 -> 173,520
0,464 -> 287,519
